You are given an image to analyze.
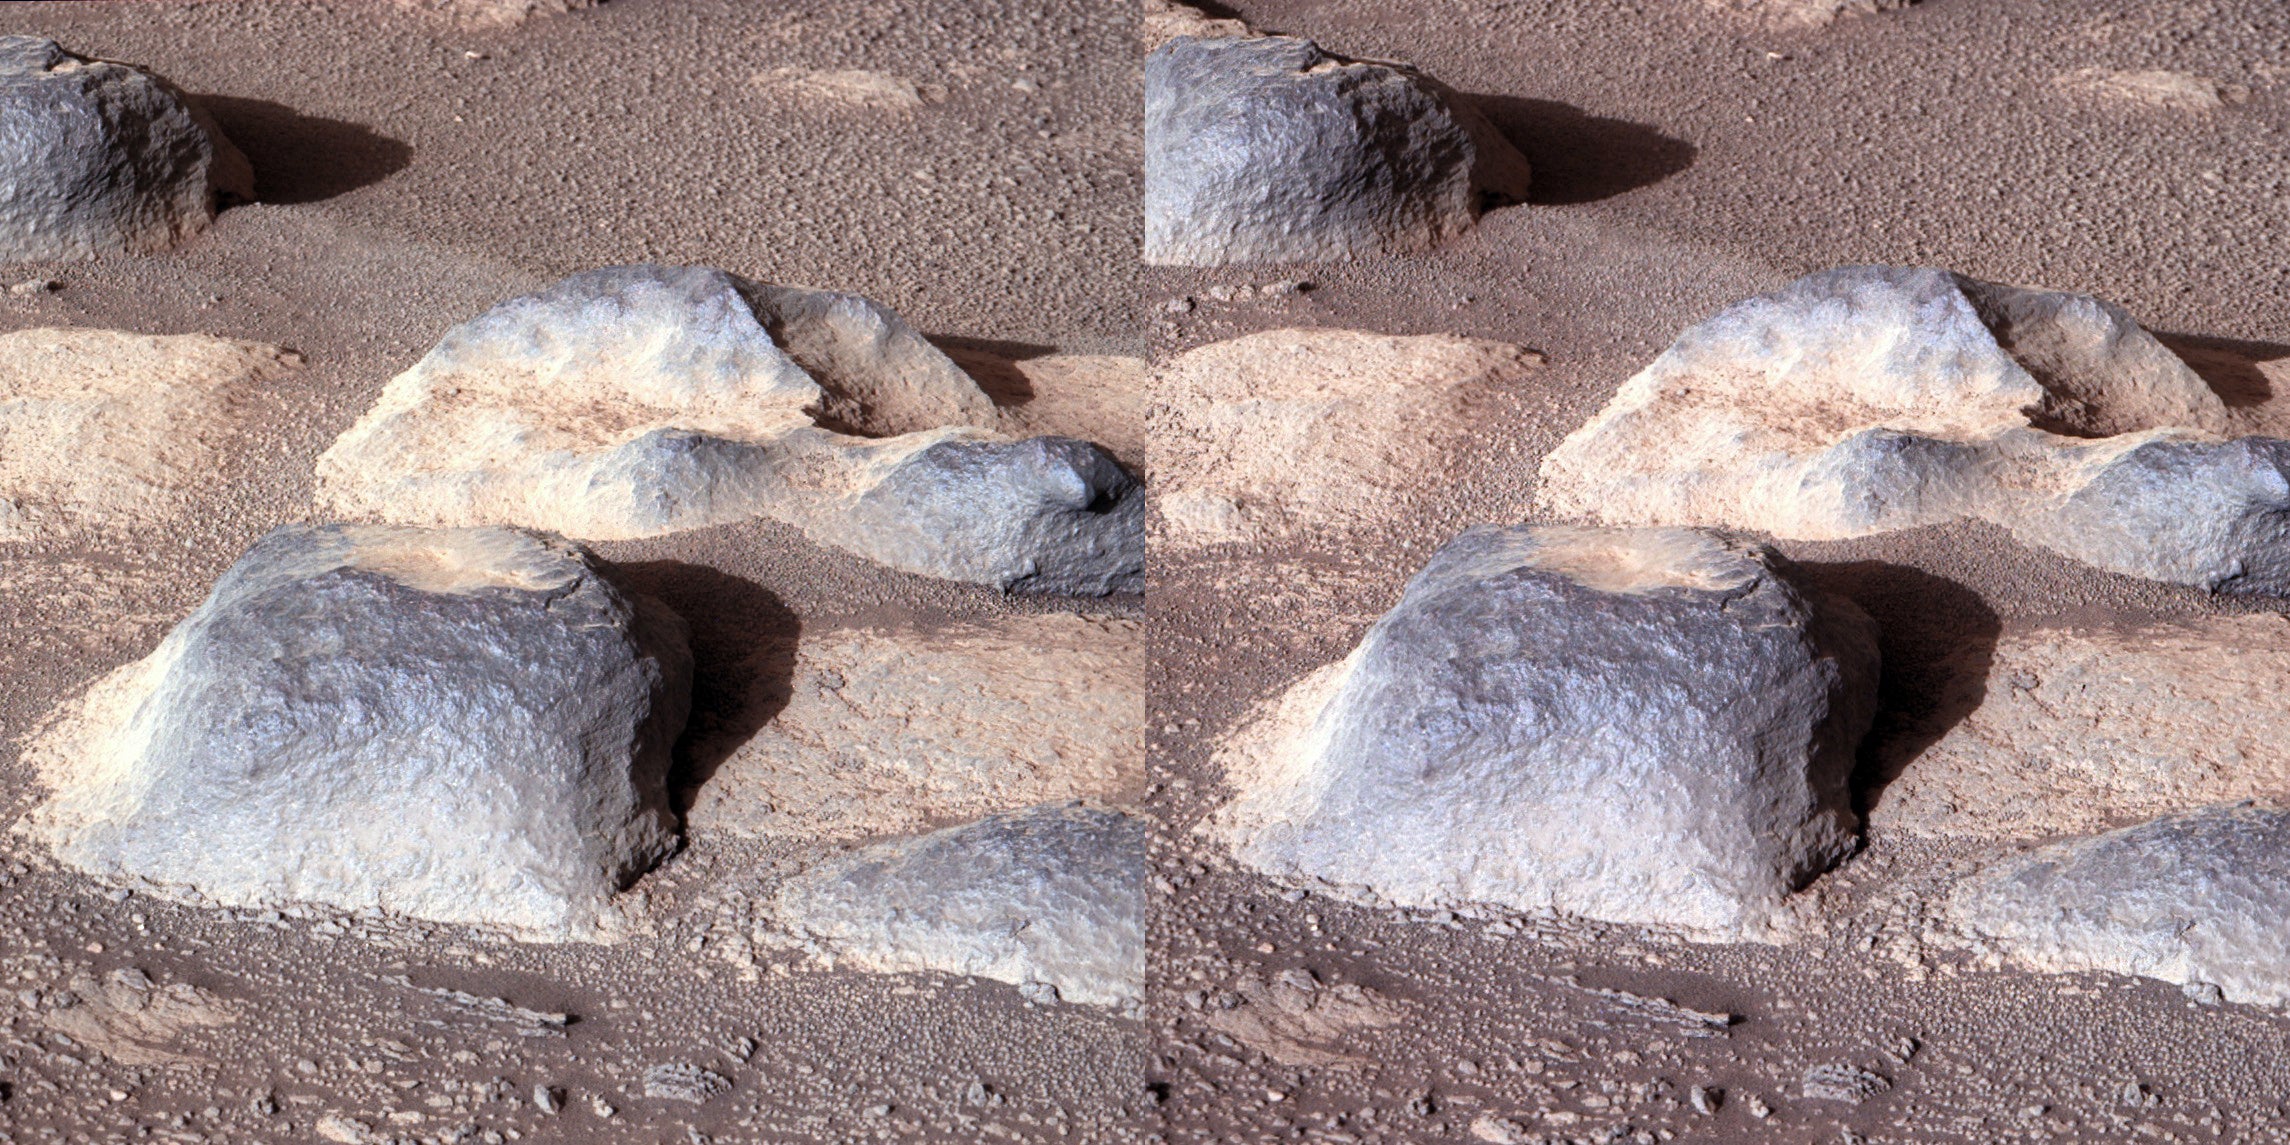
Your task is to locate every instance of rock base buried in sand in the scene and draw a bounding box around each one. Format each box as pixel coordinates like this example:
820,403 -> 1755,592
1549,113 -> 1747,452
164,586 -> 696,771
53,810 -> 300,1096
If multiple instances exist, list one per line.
1950,804 -> 2290,1007
1540,265 -> 2290,594
776,804 -> 1145,1010
1209,524 -> 1878,940
22,524 -> 691,942
1144,35 -> 1530,265
315,264 -> 1141,596
0,36 -> 251,260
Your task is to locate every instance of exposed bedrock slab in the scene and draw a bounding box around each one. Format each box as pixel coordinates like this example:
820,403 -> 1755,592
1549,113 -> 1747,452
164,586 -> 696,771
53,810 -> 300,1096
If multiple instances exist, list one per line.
0,36 -> 251,260
1144,35 -> 1531,265
687,614 -> 1143,841
1209,524 -> 1879,940
1706,0 -> 1915,29
1141,0 -> 1251,52
1540,265 -> 2290,593
22,523 -> 691,942
1875,615 -> 2290,841
390,0 -> 597,26
314,264 -> 1140,595
1150,328 -> 1545,547
1950,804 -> 2290,1007
775,804 -> 1145,1010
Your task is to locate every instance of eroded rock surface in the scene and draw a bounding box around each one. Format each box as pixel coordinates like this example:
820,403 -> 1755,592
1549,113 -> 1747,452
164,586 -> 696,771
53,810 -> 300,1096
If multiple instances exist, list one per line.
1142,0 -> 1251,52
1705,0 -> 1914,29
23,524 -> 690,941
1541,265 -> 2290,593
0,36 -> 251,259
1950,804 -> 2290,1007
389,0 -> 598,26
1210,525 -> 1878,939
315,265 -> 1140,595
1144,35 -> 1530,265
776,804 -> 1145,1009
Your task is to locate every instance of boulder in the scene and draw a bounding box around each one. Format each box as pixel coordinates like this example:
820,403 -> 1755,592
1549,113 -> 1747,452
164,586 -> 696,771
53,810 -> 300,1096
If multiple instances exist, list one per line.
314,265 -> 1141,595
1150,328 -> 1544,547
0,328 -> 298,541
21,523 -> 690,942
1144,35 -> 1531,265
1209,524 -> 1878,939
0,37 -> 251,260
775,804 -> 1145,1010
687,614 -> 1144,841
1949,804 -> 2290,1007
1540,265 -> 2290,593
1876,615 -> 2290,840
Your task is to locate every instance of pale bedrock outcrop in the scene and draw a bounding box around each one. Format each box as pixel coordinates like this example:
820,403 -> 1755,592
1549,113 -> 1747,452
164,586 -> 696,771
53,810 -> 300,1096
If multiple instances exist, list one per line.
1209,524 -> 1878,940
315,265 -> 1140,595
1540,265 -> 2290,593
21,523 -> 690,942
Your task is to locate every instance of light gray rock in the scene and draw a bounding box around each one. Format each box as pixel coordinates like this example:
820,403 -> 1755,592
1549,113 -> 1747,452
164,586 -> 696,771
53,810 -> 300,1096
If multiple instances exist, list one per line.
22,523 -> 690,941
0,36 -> 251,260
314,265 -> 1140,595
1541,265 -> 2290,593
1144,35 -> 1530,265
1950,804 -> 2290,1007
776,804 -> 1145,1009
1210,525 -> 1878,940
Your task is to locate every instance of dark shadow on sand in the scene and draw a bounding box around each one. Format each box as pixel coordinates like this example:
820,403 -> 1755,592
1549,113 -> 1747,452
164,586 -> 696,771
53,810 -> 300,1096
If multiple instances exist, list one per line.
2155,332 -> 2289,409
1466,93 -> 1696,205
195,94 -> 413,205
931,335 -> 1058,409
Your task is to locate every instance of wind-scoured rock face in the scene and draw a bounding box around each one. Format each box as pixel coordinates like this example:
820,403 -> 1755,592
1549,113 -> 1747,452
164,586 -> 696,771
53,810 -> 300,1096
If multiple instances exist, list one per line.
1144,35 -> 1531,265
0,36 -> 251,260
1211,524 -> 1879,940
314,265 -> 1141,595
1950,804 -> 2290,1007
22,523 -> 691,942
1541,265 -> 2290,593
776,804 -> 1145,1010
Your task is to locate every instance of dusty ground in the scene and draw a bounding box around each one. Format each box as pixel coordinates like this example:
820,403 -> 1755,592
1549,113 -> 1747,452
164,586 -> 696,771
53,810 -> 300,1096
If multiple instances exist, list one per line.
0,1 -> 1147,1141
1144,0 -> 2290,1142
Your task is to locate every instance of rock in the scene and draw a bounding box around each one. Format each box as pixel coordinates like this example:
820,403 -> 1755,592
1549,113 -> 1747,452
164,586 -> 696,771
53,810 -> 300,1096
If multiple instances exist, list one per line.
2055,68 -> 2249,112
1872,615 -> 2290,840
0,328 -> 298,541
40,967 -> 237,1069
1144,35 -> 1530,265
1705,0 -> 1914,29
1151,328 -> 1544,547
686,614 -> 1143,842
1208,524 -> 1878,940
389,0 -> 597,26
938,349 -> 1147,467
21,523 -> 690,941
1801,1063 -> 1890,1103
1949,804 -> 2290,1007
314,265 -> 1141,595
775,803 -> 1145,1009
0,37 -> 251,259
752,68 -> 946,111
1539,265 -> 2290,593
1141,0 -> 1251,52
1197,969 -> 1402,1068
642,1063 -> 730,1103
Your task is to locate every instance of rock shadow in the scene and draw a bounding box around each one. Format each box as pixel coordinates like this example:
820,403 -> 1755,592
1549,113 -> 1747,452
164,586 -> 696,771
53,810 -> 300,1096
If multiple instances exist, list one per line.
2155,332 -> 2288,409
1793,561 -> 2001,817
193,95 -> 412,205
1464,94 -> 1696,205
932,335 -> 1056,410
602,560 -> 800,813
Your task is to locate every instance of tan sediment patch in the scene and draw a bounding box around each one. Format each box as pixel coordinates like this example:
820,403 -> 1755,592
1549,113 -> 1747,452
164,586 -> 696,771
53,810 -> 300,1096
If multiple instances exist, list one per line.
752,68 -> 948,111
2054,68 -> 2250,113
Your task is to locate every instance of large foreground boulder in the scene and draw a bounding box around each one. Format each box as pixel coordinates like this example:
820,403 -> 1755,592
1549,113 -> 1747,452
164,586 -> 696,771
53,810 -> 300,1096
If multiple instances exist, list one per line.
314,265 -> 1141,595
1144,35 -> 1531,265
1540,266 -> 2290,593
21,524 -> 691,941
0,37 -> 251,260
1210,525 -> 1879,939
775,804 -> 1145,1010
1873,616 -> 2290,841
1950,804 -> 2290,1007
0,328 -> 298,541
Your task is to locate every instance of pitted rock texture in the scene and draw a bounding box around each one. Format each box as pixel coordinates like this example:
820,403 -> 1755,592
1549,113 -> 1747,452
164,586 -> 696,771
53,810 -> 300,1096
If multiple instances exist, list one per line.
1540,265 -> 2290,593
1150,328 -> 1544,547
1706,0 -> 1915,29
688,614 -> 1143,842
314,265 -> 1140,595
1874,615 -> 2290,841
0,327 -> 298,541
1210,525 -> 1879,940
0,36 -> 251,260
776,803 -> 1145,1009
22,523 -> 691,942
389,0 -> 598,26
1144,35 -> 1531,265
1950,804 -> 2290,1007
